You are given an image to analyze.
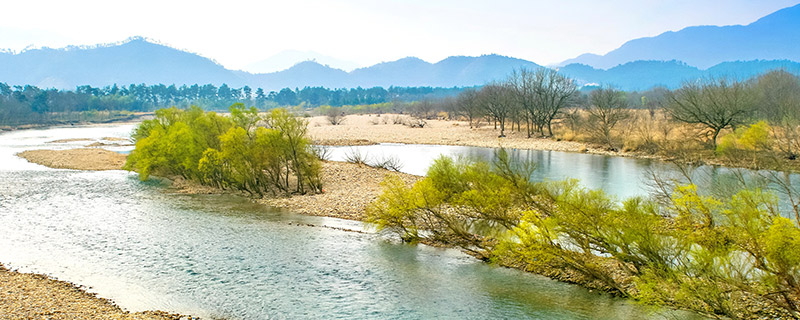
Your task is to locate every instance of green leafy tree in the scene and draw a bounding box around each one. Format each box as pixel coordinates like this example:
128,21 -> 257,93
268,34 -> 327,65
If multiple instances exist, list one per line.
125,105 -> 322,196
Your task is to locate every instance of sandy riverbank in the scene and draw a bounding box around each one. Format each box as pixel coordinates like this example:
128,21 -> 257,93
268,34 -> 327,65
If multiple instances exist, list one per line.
0,263 -> 190,320
307,114 -> 593,153
17,148 -> 127,171
261,161 -> 420,220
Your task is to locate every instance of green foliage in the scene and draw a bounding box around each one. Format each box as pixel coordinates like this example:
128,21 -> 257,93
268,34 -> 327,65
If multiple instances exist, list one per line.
368,152 -> 800,319
366,154 -> 532,250
717,121 -> 774,154
125,105 -> 322,196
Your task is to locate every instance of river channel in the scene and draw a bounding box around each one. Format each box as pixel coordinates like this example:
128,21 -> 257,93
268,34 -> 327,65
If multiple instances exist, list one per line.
0,124 -> 705,319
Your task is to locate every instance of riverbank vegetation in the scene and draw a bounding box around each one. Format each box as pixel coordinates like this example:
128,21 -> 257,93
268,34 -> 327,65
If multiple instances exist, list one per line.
124,105 -> 322,196
5,68 -> 799,173
427,69 -> 800,172
367,151 -> 800,319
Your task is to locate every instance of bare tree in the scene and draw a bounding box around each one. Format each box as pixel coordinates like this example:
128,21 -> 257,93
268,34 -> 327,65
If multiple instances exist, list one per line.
478,83 -> 515,137
455,89 -> 483,128
410,99 -> 436,120
507,68 -> 577,137
755,70 -> 800,159
326,107 -> 345,125
507,68 -> 538,137
586,87 -> 630,151
533,69 -> 578,136
666,77 -> 755,148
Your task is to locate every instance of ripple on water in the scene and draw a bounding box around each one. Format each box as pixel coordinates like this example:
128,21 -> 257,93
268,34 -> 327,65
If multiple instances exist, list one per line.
0,124 -> 704,319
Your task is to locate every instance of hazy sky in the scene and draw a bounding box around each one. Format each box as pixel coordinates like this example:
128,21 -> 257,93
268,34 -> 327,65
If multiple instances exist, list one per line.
2,0 -> 799,71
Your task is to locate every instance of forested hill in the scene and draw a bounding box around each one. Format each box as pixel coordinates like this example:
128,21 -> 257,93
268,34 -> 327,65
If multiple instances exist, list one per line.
560,3 -> 800,69
2,37 -> 800,92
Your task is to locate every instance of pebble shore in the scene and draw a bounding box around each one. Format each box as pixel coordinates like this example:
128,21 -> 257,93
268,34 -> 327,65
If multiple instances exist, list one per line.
261,161 -> 420,220
17,148 -> 127,171
0,263 -> 191,320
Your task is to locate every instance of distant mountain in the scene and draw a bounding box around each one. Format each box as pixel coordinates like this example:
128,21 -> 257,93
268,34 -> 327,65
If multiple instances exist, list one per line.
432,55 -> 541,87
2,35 -> 799,93
560,4 -> 800,69
0,38 -> 540,90
559,60 -> 800,90
0,37 -> 245,89
244,50 -> 361,73
348,54 -> 541,87
246,61 -> 351,89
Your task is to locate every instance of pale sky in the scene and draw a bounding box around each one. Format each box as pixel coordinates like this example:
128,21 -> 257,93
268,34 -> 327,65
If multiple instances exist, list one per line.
2,0 -> 798,71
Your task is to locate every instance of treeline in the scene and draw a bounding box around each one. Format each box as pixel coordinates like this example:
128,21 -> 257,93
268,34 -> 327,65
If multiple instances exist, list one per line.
124,104 -> 322,196
0,81 -> 464,126
419,69 -> 800,166
368,152 -> 800,319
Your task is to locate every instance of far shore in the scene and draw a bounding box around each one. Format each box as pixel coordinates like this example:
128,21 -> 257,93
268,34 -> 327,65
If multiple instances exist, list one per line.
0,113 -> 151,132
307,114 -> 596,154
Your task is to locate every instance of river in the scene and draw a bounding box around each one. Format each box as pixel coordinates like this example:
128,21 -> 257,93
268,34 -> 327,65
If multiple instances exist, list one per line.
0,123 -> 704,319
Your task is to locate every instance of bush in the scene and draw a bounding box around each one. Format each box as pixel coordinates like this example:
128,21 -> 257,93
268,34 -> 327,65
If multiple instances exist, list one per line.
125,105 -> 322,196
717,121 -> 773,154
367,151 -> 800,319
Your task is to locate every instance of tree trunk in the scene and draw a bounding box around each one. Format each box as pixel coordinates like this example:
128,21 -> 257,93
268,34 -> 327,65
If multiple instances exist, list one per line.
712,128 -> 721,149
526,119 -> 532,138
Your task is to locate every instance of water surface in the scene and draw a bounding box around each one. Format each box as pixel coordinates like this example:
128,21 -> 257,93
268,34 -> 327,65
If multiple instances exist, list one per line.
0,124 -> 701,319
327,143 -> 800,204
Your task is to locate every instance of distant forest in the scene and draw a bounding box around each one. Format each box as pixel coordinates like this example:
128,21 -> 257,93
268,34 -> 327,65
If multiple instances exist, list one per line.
0,83 -> 465,126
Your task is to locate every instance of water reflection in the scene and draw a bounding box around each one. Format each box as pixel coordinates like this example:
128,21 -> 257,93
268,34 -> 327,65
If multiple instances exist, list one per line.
327,143 -> 800,209
328,144 -> 658,199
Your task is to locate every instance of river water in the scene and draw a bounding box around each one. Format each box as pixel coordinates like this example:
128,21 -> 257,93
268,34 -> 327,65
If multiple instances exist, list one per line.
326,143 -> 800,204
326,143 -> 661,200
0,124 -> 703,319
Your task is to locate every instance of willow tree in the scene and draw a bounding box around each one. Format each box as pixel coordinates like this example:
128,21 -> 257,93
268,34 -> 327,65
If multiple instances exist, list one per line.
125,105 -> 322,196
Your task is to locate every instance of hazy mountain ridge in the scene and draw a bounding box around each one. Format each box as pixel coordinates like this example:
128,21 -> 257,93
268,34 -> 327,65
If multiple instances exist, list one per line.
560,3 -> 800,69
559,60 -> 800,90
0,37 -> 244,89
4,1 -> 800,94
0,39 -> 542,90
245,50 -> 361,73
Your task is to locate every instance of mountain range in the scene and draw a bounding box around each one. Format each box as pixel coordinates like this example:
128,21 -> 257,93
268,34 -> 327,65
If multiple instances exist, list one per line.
1,3 -> 799,92
244,50 -> 362,73
559,3 -> 800,69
